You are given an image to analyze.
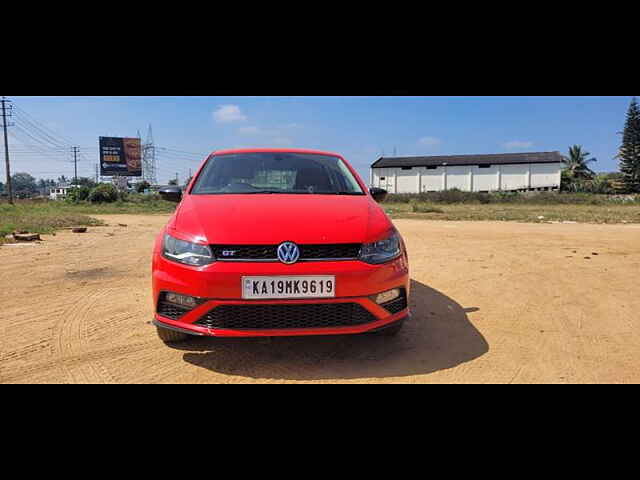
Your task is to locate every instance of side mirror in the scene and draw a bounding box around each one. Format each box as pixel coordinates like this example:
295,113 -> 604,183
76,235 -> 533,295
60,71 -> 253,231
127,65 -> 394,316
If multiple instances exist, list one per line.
159,186 -> 183,203
369,187 -> 388,203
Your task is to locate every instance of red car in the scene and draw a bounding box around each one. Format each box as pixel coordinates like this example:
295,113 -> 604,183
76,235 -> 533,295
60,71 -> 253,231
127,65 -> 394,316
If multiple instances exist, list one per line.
152,148 -> 410,343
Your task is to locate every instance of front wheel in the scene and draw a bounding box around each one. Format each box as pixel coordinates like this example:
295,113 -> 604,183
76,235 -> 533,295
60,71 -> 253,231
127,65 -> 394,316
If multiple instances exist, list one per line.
156,326 -> 190,343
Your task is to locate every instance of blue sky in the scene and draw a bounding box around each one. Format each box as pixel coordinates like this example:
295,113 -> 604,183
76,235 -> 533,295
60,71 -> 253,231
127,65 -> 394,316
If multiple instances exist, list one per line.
5,96 -> 636,184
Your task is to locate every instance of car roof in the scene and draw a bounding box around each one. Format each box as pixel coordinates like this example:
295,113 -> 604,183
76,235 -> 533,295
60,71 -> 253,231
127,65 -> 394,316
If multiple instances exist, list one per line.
210,148 -> 343,157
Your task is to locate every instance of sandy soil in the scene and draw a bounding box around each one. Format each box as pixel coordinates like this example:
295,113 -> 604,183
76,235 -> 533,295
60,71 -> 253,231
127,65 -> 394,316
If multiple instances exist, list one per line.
1,214 -> 639,383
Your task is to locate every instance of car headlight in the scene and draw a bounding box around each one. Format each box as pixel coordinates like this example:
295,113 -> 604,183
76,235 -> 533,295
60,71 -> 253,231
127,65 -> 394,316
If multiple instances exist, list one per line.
163,233 -> 214,266
359,231 -> 402,264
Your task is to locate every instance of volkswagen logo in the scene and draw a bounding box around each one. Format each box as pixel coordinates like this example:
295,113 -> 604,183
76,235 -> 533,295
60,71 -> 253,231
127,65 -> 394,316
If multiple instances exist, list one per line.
277,242 -> 300,264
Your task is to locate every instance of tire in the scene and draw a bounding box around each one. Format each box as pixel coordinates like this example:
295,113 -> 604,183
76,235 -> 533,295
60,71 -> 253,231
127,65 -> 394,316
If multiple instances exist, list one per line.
156,326 -> 190,343
374,321 -> 404,336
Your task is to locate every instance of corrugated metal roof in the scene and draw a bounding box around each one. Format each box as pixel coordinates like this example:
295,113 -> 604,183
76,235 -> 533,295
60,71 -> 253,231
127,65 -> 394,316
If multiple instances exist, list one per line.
371,151 -> 564,168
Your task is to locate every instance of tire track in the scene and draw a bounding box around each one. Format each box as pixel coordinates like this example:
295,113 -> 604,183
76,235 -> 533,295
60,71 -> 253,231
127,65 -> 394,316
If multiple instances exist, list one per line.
54,287 -> 117,383
1,341 -> 156,383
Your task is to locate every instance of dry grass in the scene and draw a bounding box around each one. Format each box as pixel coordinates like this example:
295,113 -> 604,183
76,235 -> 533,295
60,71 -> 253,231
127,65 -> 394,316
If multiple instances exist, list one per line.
0,198 -> 176,244
384,202 -> 640,224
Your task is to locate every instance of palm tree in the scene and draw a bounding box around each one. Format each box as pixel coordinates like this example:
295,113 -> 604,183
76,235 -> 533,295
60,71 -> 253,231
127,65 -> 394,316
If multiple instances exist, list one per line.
563,145 -> 597,180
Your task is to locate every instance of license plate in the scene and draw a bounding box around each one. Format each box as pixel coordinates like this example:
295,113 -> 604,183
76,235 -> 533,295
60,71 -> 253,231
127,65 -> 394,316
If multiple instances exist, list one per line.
242,276 -> 336,299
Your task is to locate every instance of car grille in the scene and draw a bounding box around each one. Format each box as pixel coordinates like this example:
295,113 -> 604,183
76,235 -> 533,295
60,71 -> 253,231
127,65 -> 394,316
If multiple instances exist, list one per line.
210,243 -> 361,261
196,302 -> 377,330
381,289 -> 408,314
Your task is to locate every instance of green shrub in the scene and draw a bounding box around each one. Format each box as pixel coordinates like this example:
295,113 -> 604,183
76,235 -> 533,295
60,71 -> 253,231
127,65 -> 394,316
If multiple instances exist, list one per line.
66,186 -> 91,202
136,181 -> 151,193
389,189 -> 495,204
117,190 -> 129,202
383,190 -> 638,206
119,192 -> 163,203
88,184 -> 118,203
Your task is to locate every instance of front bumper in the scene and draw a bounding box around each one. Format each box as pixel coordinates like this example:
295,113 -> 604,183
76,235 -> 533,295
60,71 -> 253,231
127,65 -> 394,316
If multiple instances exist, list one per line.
152,253 -> 410,338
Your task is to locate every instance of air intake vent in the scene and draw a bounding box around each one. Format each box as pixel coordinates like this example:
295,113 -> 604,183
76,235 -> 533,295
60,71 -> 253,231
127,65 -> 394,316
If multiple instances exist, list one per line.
196,303 -> 377,330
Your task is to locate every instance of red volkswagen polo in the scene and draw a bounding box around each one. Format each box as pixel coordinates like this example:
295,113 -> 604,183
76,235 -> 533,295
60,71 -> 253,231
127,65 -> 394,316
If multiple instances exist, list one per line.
152,148 -> 410,343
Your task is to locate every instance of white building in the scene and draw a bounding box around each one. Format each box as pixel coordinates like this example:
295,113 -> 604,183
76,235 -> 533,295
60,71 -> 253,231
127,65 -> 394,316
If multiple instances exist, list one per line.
50,186 -> 70,200
370,152 -> 564,194
49,184 -> 81,200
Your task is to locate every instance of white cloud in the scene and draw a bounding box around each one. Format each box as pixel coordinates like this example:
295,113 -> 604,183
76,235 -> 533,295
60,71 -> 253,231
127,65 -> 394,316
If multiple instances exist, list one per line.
213,105 -> 247,123
418,136 -> 441,147
503,140 -> 534,150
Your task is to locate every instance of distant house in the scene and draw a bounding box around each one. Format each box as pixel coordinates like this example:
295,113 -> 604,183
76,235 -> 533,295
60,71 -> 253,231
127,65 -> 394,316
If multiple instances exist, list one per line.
50,185 -> 70,200
49,183 -> 80,200
370,151 -> 564,193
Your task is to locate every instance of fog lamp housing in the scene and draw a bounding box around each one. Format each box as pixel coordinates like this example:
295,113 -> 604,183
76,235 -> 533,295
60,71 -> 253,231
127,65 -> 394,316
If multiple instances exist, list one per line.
165,292 -> 199,309
372,288 -> 401,305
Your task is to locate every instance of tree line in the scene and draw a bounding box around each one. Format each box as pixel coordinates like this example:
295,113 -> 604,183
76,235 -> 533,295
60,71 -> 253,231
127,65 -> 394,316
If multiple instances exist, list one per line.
0,174 -> 99,198
561,97 -> 640,194
0,174 -> 156,200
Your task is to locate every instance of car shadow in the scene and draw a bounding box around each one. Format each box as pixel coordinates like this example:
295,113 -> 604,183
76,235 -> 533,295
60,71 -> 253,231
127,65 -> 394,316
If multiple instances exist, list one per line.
174,280 -> 489,381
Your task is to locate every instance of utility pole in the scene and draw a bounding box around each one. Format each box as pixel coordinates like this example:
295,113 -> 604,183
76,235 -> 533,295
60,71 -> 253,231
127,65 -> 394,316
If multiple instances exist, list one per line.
95,164 -> 99,184
72,146 -> 79,185
1,96 -> 13,204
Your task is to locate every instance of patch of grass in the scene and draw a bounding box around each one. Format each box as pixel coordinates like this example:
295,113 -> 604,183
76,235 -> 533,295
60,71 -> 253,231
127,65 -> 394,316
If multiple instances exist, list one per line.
0,205 -> 104,242
410,203 -> 444,214
385,202 -> 640,224
0,196 -> 176,244
386,190 -> 640,206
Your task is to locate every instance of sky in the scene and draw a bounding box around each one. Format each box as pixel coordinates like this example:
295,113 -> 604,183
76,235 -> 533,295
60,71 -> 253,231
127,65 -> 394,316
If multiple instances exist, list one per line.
3,96 -> 636,185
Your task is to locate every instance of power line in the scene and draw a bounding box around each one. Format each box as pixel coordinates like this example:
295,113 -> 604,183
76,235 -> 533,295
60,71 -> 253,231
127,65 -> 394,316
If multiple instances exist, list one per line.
11,105 -> 76,147
7,142 -> 74,156
8,129 -> 74,163
156,146 -> 209,157
11,123 -> 70,154
9,101 -> 97,182
12,115 -> 72,150
8,114 -> 94,186
12,112 -> 71,150
155,152 -> 204,164
9,151 -> 72,156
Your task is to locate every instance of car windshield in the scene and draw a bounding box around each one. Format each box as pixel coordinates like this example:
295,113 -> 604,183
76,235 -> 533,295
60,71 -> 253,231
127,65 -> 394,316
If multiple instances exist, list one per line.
190,152 -> 365,195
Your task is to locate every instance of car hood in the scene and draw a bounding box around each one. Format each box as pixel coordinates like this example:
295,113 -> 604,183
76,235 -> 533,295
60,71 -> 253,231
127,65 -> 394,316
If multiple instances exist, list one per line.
170,194 -> 392,245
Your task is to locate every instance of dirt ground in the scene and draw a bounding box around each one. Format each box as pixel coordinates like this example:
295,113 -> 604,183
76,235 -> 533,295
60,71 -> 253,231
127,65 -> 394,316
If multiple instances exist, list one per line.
1,214 -> 639,383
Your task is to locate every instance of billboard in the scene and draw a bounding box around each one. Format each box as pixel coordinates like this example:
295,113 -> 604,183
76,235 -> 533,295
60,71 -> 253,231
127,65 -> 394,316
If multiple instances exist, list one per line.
99,137 -> 142,176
